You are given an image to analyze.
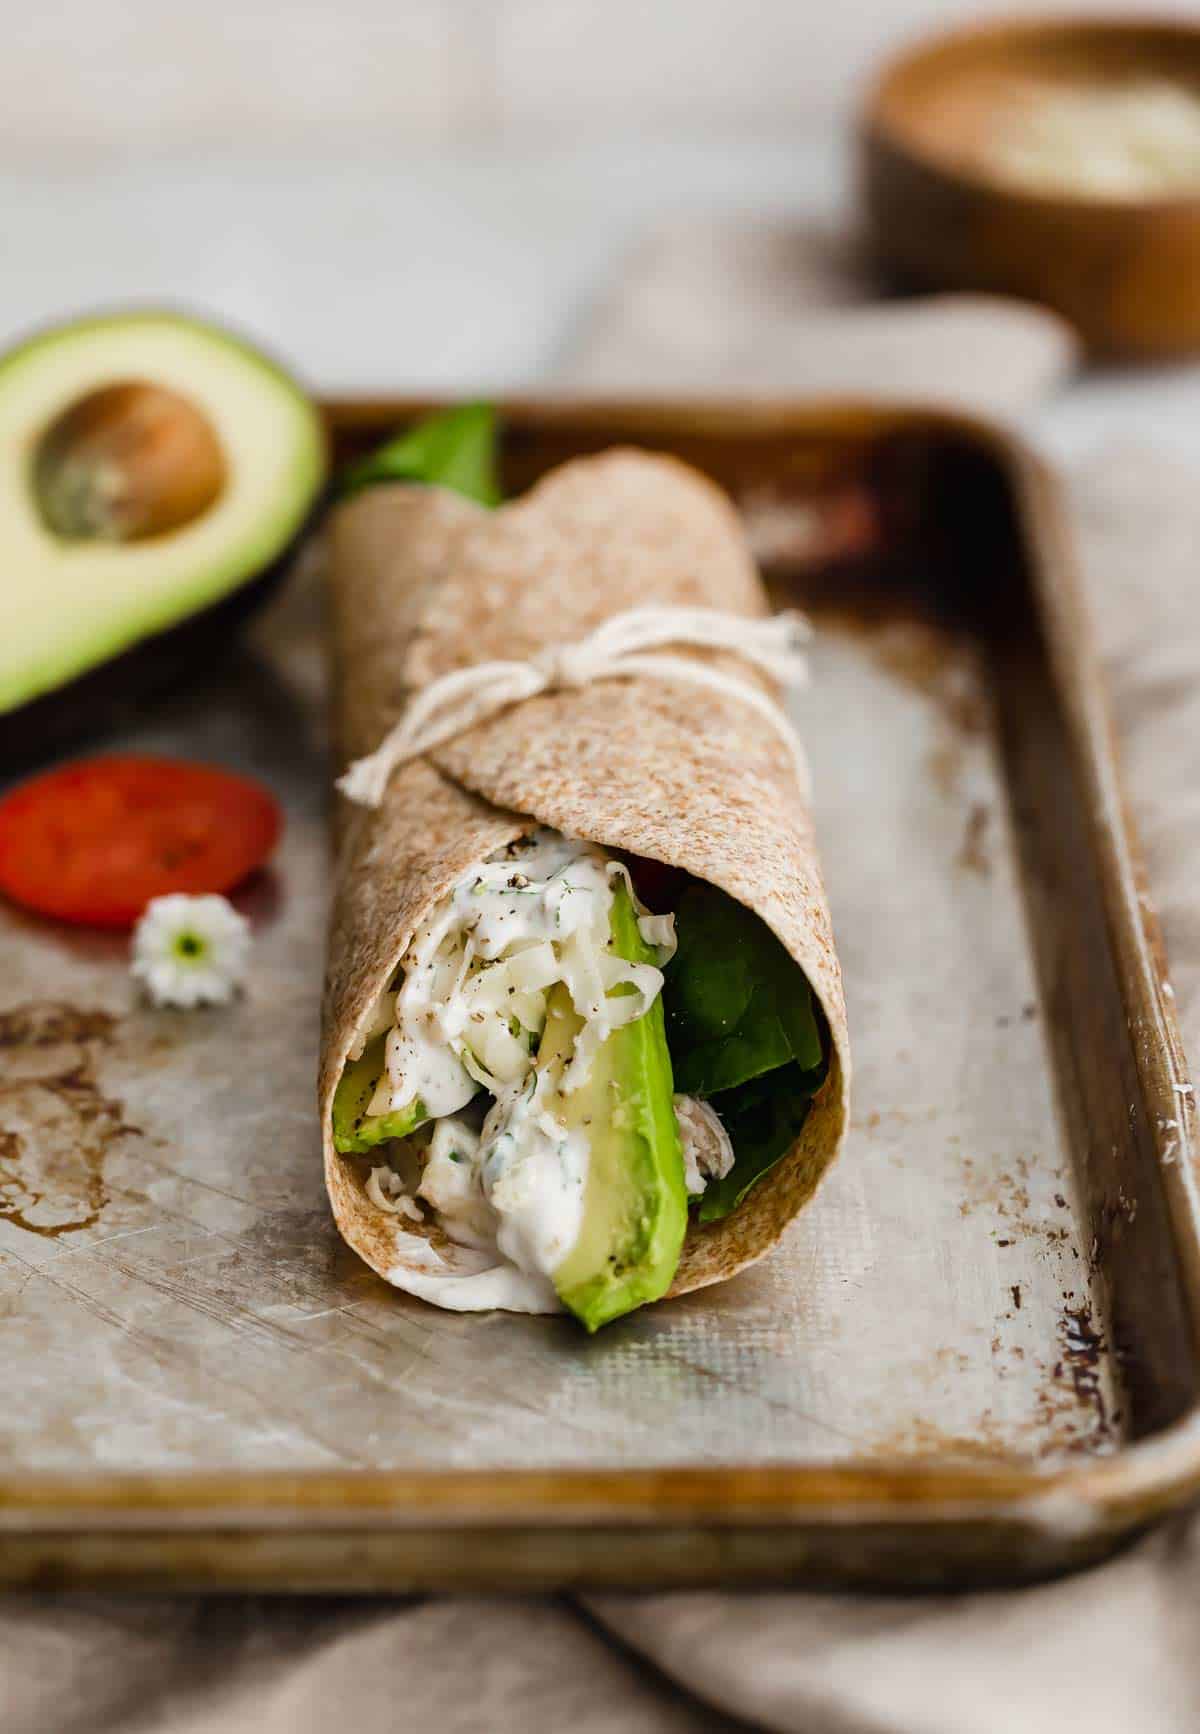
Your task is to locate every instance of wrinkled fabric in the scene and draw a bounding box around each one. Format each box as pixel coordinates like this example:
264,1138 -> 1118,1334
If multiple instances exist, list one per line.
2,1595 -> 740,1734
591,1517 -> 1200,1733
557,216 -> 1078,415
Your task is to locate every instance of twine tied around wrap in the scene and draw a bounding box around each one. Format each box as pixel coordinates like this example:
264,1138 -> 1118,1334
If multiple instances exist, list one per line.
337,604 -> 813,809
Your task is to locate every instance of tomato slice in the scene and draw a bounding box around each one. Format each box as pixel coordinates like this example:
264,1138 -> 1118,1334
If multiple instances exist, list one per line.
0,756 -> 282,928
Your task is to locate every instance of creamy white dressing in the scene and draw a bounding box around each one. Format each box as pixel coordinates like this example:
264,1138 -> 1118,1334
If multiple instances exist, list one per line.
384,1230 -> 559,1314
358,829 -> 680,1310
416,1116 -> 495,1250
481,1074 -> 589,1277
376,830 -> 667,1124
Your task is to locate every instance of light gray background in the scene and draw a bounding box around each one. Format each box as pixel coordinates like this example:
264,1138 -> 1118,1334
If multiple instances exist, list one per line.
1,0 -> 1199,465
0,0 -> 1188,151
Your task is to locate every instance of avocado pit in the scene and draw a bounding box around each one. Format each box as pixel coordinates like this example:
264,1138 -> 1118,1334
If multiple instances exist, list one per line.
33,380 -> 227,543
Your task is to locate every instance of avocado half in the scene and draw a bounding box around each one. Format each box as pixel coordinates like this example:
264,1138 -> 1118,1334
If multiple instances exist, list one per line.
0,311 -> 327,764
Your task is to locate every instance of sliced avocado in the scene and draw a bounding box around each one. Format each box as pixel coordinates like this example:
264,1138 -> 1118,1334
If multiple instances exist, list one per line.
549,881 -> 688,1332
332,1035 -> 428,1155
0,311 -> 326,762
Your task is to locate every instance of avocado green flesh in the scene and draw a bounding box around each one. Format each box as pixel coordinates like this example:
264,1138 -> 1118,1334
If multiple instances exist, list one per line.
550,882 -> 687,1333
332,1036 -> 427,1155
0,311 -> 326,714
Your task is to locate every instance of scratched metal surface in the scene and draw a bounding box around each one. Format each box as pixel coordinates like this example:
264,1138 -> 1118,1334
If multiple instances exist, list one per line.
0,553 -> 1119,1474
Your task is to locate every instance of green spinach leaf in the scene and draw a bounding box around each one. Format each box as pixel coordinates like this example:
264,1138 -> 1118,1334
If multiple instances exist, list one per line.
663,881 -> 828,1221
337,402 -> 500,506
697,1060 -> 826,1222
664,881 -> 823,1096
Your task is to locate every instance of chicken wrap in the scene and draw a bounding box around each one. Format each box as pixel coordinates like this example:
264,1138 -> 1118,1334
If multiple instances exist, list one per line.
320,411 -> 849,1331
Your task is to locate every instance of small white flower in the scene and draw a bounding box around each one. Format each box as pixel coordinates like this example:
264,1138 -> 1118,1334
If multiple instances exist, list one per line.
131,893 -> 251,1008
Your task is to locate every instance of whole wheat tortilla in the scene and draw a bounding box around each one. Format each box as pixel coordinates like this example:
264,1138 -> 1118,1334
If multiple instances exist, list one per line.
321,450 -> 850,1306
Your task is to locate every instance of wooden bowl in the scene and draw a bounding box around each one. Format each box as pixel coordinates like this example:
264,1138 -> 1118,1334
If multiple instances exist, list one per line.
859,16 -> 1200,357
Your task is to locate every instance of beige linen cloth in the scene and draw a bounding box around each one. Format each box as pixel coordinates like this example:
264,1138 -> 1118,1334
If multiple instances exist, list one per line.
559,216 -> 1078,410
8,225 -> 1200,1734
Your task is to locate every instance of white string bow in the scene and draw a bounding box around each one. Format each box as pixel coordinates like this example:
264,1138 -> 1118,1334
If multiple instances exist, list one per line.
337,603 -> 813,809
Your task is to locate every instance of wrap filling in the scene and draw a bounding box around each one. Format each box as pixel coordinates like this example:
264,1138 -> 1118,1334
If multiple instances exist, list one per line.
333,825 -> 828,1330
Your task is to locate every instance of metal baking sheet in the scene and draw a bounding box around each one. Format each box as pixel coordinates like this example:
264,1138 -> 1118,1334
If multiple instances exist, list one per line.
1,401 -> 1197,1590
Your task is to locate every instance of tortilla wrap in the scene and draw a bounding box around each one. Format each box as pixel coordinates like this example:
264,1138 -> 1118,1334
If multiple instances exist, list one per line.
320,449 -> 850,1303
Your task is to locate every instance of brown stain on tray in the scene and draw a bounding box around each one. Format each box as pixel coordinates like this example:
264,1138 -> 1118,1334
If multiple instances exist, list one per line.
1055,1301 -> 1109,1437
865,1414 -> 1027,1469
959,802 -> 991,875
0,1003 -> 136,1237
